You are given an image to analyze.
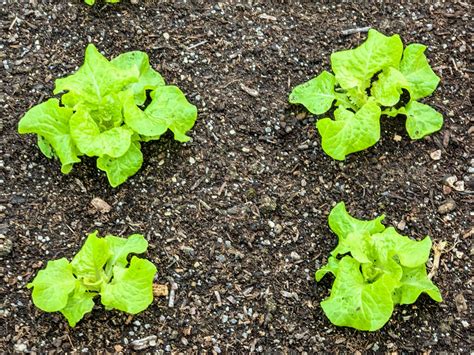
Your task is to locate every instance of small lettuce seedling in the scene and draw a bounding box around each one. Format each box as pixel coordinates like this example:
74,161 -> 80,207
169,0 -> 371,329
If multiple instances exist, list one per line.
18,44 -> 197,187
27,232 -> 156,327
316,202 -> 442,331
290,29 -> 442,160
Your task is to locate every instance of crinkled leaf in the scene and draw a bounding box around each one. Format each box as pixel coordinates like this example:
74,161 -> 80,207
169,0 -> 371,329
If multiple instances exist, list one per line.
331,29 -> 403,90
371,228 -> 432,268
328,202 -> 385,241
96,141 -> 143,187
105,234 -> 148,268
80,93 -> 125,129
54,44 -> 138,107
321,256 -> 397,331
346,88 -> 368,109
334,92 -> 357,111
27,258 -> 76,312
112,51 -> 165,105
328,202 -> 385,257
394,265 -> 442,305
371,68 -> 409,106
405,101 -> 443,139
317,100 -> 381,160
315,256 -> 340,282
18,99 -> 80,173
289,71 -> 336,115
400,44 -> 440,100
71,231 -> 110,285
60,284 -> 96,327
70,109 -> 132,158
124,85 -> 197,142
101,257 -> 157,314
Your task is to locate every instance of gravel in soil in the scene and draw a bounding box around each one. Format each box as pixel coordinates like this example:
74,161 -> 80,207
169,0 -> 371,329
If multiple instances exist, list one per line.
1,1 -> 472,353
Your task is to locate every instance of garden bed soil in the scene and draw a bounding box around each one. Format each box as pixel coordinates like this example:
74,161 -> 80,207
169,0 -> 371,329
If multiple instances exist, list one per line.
1,1 -> 472,353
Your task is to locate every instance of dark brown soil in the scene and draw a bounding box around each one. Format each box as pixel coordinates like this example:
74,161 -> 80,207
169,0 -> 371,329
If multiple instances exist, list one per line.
1,1 -> 472,353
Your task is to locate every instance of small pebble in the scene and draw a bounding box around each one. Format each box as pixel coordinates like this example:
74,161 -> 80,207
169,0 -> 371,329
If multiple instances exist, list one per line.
430,150 -> 442,160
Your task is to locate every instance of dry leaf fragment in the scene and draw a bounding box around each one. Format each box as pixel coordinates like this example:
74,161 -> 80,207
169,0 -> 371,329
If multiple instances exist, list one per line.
91,197 -> 111,213
240,83 -> 259,97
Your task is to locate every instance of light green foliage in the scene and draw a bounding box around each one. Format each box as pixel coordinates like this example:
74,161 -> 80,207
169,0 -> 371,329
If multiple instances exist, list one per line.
27,232 -> 157,327
289,29 -> 442,160
85,0 -> 121,5
316,202 -> 442,331
18,44 -> 197,187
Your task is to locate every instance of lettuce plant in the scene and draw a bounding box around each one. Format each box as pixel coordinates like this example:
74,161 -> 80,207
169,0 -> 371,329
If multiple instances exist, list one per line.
316,202 -> 442,331
18,44 -> 197,187
27,232 -> 156,327
289,29 -> 442,160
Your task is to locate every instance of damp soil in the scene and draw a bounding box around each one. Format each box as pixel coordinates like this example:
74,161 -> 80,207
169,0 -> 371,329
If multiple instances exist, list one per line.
1,1 -> 472,353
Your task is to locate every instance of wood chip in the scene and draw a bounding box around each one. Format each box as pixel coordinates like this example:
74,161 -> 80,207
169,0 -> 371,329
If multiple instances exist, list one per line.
341,26 -> 371,35
153,283 -> 169,297
428,241 -> 447,279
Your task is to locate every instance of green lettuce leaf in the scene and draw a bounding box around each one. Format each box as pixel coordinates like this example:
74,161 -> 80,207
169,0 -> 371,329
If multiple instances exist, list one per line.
331,29 -> 403,91
371,67 -> 409,106
27,258 -> 76,312
328,202 -> 385,258
37,135 -> 54,159
18,99 -> 81,173
400,44 -> 440,100
394,265 -> 442,305
405,100 -> 443,139
105,234 -> 148,268
316,100 -> 381,160
78,93 -> 125,129
315,256 -> 340,282
60,283 -> 95,327
96,141 -> 143,187
71,232 -> 110,286
112,51 -> 165,105
101,257 -> 157,314
124,85 -> 198,142
371,228 -> 432,268
70,109 -> 133,158
321,256 -> 397,331
328,202 -> 385,240
54,44 -> 138,107
289,71 -> 336,115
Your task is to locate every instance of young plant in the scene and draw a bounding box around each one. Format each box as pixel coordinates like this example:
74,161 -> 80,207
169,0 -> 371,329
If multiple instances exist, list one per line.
289,29 -> 442,160
27,232 -> 156,327
316,202 -> 442,331
18,44 -> 197,187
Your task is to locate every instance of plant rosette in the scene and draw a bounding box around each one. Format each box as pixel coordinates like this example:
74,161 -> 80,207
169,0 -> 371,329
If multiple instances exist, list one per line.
18,44 -> 198,187
27,231 -> 157,327
316,202 -> 442,331
289,29 -> 442,160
